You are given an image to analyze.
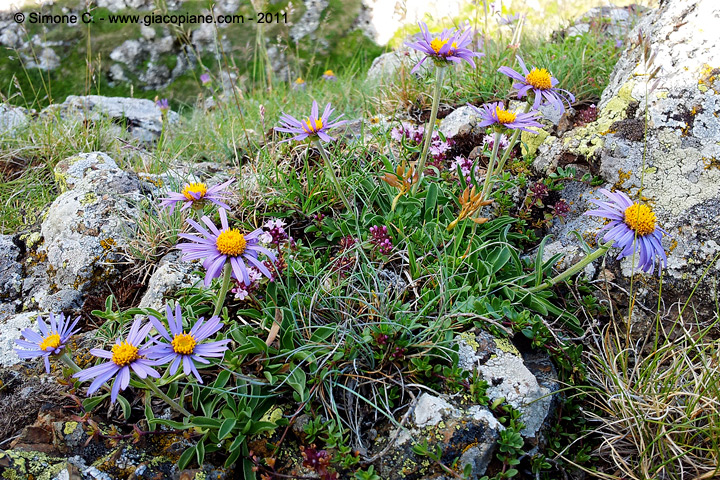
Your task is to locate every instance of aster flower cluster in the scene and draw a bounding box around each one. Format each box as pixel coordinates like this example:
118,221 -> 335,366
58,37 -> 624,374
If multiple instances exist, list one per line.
585,189 -> 667,273
369,225 -> 393,255
275,100 -> 348,144
390,122 -> 452,170
74,306 -> 229,402
160,178 -> 233,214
406,21 -> 483,73
14,313 -> 80,373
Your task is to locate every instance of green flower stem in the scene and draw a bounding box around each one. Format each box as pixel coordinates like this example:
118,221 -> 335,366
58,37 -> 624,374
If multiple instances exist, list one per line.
213,263 -> 233,318
314,140 -> 352,211
412,66 -> 446,195
141,377 -> 191,417
481,102 -> 533,200
480,131 -> 502,201
525,242 -> 612,294
58,352 -> 82,373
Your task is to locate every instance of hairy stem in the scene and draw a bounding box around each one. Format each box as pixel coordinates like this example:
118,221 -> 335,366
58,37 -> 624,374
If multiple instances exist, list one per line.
314,140 -> 352,211
213,263 -> 233,318
412,66 -> 446,195
141,377 -> 191,417
525,243 -> 612,293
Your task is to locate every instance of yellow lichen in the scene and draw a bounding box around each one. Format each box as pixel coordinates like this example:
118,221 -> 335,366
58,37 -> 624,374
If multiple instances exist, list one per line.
458,331 -> 480,351
63,421 -> 78,435
494,337 -> 520,355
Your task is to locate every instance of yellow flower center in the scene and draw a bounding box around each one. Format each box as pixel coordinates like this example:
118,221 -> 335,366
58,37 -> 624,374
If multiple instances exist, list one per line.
111,341 -> 139,367
324,70 -> 334,76
304,118 -> 323,133
623,203 -> 656,236
216,228 -> 247,256
182,182 -> 208,201
525,68 -> 553,90
495,107 -> 517,124
430,37 -> 448,53
295,78 -> 305,84
39,333 -> 61,351
172,333 -> 197,355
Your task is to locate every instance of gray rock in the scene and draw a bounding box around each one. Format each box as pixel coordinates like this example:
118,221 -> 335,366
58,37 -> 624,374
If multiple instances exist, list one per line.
45,95 -> 179,142
0,235 -> 23,301
0,311 -> 39,368
365,48 -> 426,84
374,391 -> 502,479
138,251 -> 202,311
561,5 -> 644,42
23,152 -> 142,312
440,105 -> 477,139
456,331 -> 558,438
290,0 -> 330,43
0,104 -> 28,134
533,0 -> 720,313
23,47 -> 61,70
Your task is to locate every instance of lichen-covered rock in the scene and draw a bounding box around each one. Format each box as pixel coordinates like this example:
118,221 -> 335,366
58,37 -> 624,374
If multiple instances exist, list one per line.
0,311 -> 39,368
456,331 -> 558,439
533,0 -> 720,314
439,106 -> 477,139
43,96 -> 179,143
137,251 -> 202,311
370,330 -> 556,479
22,152 -> 142,313
0,104 -> 28,135
365,48 -> 426,84
558,5 -> 645,42
373,391 -> 502,479
0,235 -> 23,302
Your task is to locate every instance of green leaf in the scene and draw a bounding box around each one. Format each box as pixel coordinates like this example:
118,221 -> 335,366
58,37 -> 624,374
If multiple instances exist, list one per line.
178,445 -> 196,470
189,416 -> 222,428
213,370 -> 232,390
82,393 -> 109,412
287,367 -> 307,402
534,235 -> 551,287
423,183 -> 438,222
224,448 -> 242,469
218,418 -> 237,440
229,434 -> 246,452
196,439 -> 205,466
116,394 -> 131,420
144,394 -> 156,432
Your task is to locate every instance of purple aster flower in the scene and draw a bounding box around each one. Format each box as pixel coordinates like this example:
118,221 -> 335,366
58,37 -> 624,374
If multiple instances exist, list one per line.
15,313 -> 80,373
73,318 -> 160,403
406,21 -> 483,74
159,178 -> 234,214
498,56 -> 575,114
200,73 -> 211,86
584,188 -> 668,274
274,100 -> 348,143
156,98 -> 170,114
147,304 -> 229,383
177,208 -> 276,286
322,69 -> 337,81
469,101 -> 542,132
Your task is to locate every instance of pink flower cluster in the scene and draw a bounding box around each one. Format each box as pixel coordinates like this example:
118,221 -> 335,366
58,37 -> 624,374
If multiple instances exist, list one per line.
391,122 -> 452,170
230,219 -> 293,300
369,225 -> 393,255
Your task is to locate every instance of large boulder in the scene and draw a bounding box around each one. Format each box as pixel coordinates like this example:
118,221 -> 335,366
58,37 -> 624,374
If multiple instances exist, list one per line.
21,152 -> 142,313
43,96 -> 179,143
532,0 -> 720,314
